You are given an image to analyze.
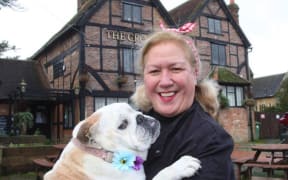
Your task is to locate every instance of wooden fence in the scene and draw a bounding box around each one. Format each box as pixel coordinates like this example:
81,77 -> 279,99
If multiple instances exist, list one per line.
255,112 -> 284,139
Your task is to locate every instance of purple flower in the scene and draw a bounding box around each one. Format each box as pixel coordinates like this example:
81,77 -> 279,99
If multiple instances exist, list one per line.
133,156 -> 144,171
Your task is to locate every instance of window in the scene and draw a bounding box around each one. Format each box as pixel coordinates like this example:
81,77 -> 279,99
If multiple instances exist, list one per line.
211,43 -> 226,66
123,2 -> 142,23
221,86 -> 244,107
53,59 -> 64,79
63,104 -> 73,129
94,97 -> 129,110
208,18 -> 221,34
122,48 -> 138,73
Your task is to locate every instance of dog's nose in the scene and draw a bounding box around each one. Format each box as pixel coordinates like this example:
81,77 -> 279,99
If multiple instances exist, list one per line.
136,115 -> 145,124
136,115 -> 158,127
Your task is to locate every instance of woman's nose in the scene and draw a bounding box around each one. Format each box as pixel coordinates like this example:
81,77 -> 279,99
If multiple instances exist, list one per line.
159,71 -> 173,86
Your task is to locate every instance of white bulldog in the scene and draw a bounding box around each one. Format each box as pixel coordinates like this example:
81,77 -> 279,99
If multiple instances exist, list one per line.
44,103 -> 200,180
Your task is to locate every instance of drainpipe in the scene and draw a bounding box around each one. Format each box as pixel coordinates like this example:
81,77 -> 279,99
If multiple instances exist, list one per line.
79,26 -> 86,121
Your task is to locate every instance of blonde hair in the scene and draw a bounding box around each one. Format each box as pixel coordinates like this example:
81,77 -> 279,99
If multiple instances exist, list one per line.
138,31 -> 200,76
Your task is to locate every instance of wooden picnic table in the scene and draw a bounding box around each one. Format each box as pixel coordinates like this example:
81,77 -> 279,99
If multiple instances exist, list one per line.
244,144 -> 288,179
251,144 -> 288,163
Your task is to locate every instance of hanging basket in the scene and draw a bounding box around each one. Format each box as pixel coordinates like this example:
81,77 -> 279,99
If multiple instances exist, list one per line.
116,76 -> 128,87
244,98 -> 255,107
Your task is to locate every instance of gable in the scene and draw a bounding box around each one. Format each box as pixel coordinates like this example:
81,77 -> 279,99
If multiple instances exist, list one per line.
31,0 -> 174,60
252,73 -> 286,99
169,0 -> 250,48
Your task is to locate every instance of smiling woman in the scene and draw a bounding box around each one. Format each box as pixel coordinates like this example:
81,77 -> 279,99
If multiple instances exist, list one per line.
131,30 -> 235,179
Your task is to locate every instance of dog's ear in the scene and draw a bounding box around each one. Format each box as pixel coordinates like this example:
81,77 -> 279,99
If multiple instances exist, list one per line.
75,113 -> 100,144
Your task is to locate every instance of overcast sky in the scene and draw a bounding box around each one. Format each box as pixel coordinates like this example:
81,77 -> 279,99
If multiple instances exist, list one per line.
0,0 -> 287,78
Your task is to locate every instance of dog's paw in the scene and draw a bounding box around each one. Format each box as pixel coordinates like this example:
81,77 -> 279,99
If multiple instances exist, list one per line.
170,156 -> 201,179
153,155 -> 201,180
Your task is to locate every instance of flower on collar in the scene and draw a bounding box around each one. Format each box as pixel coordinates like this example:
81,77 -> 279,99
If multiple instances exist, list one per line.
112,151 -> 143,171
133,156 -> 144,170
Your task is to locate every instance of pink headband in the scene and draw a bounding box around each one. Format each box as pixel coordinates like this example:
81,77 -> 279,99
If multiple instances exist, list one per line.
159,21 -> 200,77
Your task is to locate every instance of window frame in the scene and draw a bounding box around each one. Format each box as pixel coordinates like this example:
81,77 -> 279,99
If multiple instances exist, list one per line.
211,43 -> 226,66
122,47 -> 138,74
94,97 -> 130,111
208,17 -> 222,34
221,85 -> 244,107
53,59 -> 64,79
122,2 -> 142,24
63,103 -> 73,129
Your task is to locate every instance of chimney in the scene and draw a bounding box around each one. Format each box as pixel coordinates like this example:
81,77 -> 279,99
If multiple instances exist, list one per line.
228,0 -> 239,24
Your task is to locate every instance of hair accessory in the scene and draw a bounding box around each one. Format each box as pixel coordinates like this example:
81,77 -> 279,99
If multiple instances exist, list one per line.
159,21 -> 201,77
159,21 -> 196,33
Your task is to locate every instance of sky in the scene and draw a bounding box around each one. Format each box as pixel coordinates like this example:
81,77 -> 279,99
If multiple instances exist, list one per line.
0,0 -> 288,78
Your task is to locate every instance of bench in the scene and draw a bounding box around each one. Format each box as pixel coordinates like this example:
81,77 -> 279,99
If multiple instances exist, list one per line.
32,158 -> 55,180
46,154 -> 58,162
233,157 -> 253,180
244,162 -> 288,178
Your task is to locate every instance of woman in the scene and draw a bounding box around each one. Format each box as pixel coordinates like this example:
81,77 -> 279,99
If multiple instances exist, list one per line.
131,31 -> 235,179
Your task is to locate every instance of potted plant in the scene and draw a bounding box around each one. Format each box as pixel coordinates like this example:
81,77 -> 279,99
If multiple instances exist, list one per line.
116,76 -> 128,87
244,98 -> 255,107
13,112 -> 34,135
219,94 -> 229,109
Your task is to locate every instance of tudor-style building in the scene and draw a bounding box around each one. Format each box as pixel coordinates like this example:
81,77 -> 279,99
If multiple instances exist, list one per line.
169,0 -> 252,142
29,0 -> 175,142
0,0 -> 253,143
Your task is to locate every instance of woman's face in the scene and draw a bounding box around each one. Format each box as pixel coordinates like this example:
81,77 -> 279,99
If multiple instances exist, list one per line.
143,42 -> 197,117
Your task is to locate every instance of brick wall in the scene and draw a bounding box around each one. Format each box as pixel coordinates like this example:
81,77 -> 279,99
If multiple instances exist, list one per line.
218,108 -> 250,142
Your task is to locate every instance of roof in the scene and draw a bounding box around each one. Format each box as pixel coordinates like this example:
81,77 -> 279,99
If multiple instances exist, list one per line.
30,0 -> 174,60
169,0 -> 207,24
252,73 -> 286,99
211,67 -> 250,85
0,59 -> 49,99
169,0 -> 251,48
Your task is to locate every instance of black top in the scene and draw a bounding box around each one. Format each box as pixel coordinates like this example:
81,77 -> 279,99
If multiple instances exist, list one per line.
144,101 -> 235,180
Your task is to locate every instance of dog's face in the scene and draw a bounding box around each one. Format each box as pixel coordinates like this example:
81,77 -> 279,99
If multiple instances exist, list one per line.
73,103 -> 160,154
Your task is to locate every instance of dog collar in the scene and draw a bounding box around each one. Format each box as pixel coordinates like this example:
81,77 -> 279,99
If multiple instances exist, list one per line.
72,138 -> 114,162
72,138 -> 144,171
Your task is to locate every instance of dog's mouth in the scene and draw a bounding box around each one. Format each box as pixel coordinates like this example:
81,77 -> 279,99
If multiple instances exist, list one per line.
135,115 -> 160,145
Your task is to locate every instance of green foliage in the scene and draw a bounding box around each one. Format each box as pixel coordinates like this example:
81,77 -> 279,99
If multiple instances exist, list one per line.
262,106 -> 282,113
276,77 -> 288,112
219,94 -> 229,109
34,128 -> 41,135
13,112 -> 34,134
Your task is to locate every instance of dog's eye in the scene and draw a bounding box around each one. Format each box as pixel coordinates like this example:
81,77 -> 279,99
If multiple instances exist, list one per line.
118,119 -> 128,130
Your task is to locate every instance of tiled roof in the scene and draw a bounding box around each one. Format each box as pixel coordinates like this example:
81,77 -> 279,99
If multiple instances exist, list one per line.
0,59 -> 49,99
252,73 -> 286,99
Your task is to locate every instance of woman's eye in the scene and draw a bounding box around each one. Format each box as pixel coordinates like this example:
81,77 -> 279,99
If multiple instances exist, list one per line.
149,70 -> 160,75
118,119 -> 128,130
172,67 -> 183,72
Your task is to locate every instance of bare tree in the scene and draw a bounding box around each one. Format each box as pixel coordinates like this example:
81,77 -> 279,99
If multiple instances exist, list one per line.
0,0 -> 22,10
